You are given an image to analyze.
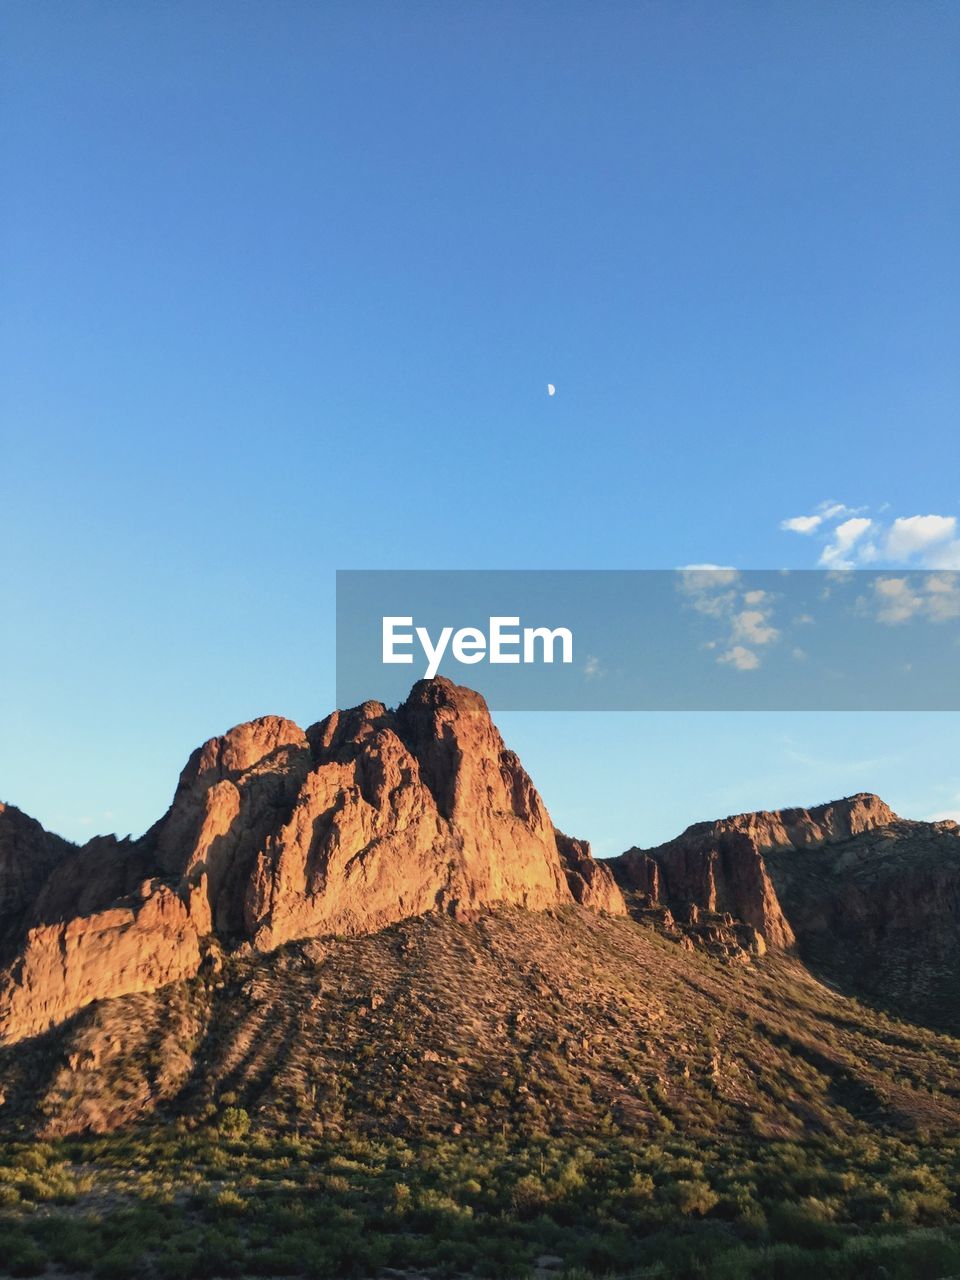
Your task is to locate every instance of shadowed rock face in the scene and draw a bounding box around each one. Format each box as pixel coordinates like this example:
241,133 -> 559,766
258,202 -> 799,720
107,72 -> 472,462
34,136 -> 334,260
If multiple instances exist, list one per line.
608,794 -> 900,950
764,815 -> 960,1032
0,680 -> 624,1043
608,794 -> 960,1030
0,804 -> 75,952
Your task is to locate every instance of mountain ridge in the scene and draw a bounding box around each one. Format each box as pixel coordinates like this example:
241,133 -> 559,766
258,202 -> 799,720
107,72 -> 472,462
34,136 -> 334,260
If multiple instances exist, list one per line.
1,679 -> 959,1057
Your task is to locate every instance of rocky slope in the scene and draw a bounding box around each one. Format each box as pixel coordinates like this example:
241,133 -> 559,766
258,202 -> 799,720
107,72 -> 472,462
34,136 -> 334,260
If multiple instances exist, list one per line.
765,816 -> 960,1033
2,906 -> 958,1141
0,679 -> 623,1044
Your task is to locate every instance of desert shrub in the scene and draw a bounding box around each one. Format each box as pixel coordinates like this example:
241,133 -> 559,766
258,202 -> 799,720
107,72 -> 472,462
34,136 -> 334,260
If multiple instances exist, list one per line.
92,1244 -> 149,1280
0,1229 -> 46,1278
218,1106 -> 251,1139
767,1200 -> 844,1250
512,1172 -> 551,1218
664,1176 -> 720,1217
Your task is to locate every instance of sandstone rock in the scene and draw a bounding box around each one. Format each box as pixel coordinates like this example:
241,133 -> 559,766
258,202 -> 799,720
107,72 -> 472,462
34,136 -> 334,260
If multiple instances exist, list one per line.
608,794 -> 899,951
0,679 -> 617,1043
0,884 -> 202,1043
555,832 -> 626,915
0,803 -> 73,945
242,680 -> 582,948
147,715 -> 312,935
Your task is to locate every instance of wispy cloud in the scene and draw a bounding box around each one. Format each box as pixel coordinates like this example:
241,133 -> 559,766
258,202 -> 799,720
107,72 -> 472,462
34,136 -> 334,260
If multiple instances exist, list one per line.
781,514 -> 823,534
820,517 -> 873,569
779,501 -> 859,537
583,654 -> 604,679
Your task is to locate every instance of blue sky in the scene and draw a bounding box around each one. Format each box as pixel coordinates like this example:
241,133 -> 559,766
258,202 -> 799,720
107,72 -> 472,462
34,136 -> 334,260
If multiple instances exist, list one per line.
2,2 -> 958,849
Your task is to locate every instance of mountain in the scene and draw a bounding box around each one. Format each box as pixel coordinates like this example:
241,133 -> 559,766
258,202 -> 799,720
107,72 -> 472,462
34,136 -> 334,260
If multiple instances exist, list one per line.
607,795 -> 960,1032
0,679 -> 623,1045
0,677 -> 959,1146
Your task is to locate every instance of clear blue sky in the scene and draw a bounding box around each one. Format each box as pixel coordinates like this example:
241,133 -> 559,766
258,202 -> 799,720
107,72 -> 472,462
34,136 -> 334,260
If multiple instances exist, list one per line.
2,2 -> 958,850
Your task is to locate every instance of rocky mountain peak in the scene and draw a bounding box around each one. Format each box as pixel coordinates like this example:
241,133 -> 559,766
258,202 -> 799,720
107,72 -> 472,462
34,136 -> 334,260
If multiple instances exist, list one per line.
0,680 -> 623,1044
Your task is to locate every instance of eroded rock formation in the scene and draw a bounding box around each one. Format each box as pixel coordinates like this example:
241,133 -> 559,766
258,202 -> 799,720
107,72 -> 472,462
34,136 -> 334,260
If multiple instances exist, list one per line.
606,793 -> 960,1022
0,679 -> 624,1043
608,794 -> 901,952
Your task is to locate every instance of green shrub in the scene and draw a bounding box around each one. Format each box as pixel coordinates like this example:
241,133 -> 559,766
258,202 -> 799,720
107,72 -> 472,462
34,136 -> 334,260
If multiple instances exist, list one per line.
218,1106 -> 251,1139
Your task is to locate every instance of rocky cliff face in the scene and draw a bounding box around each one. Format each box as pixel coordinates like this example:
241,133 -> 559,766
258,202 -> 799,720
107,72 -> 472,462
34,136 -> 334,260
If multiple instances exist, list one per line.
0,679 -> 624,1043
765,816 -> 960,1032
4,698 -> 958,1050
0,804 -> 73,952
608,794 -> 960,1030
678,793 -> 899,853
608,794 -> 900,952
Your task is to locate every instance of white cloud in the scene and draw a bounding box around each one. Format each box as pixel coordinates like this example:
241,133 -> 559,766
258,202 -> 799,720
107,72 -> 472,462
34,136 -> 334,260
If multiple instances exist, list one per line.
780,501 -> 859,536
678,571 -> 781,670
732,609 -> 779,646
884,515 -> 956,561
781,502 -> 960,571
924,573 -> 960,621
678,567 -> 740,619
718,645 -> 760,671
781,515 -> 823,534
871,572 -> 960,625
819,517 -> 873,569
873,577 -> 923,624
679,565 -> 739,588
584,654 -> 603,679
927,541 -> 960,570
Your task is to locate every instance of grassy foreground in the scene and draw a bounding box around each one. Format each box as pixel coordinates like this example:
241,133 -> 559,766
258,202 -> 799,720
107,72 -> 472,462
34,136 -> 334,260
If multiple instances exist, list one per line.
1,1123 -> 960,1279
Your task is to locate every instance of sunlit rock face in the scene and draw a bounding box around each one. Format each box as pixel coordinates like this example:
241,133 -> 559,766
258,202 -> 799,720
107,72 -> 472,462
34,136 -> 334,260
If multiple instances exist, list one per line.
0,679 -> 624,1043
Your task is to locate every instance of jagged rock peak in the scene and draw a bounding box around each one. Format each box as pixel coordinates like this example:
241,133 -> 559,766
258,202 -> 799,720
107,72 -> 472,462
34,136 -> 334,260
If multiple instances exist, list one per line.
0,680 -> 624,1044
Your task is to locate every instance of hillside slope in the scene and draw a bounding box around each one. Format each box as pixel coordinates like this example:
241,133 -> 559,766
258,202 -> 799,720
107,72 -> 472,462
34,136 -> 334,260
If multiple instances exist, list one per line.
1,905 -> 958,1142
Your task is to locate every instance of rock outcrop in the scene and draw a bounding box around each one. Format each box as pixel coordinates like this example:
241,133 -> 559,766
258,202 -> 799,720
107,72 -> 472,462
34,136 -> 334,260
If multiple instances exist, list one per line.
0,679 -> 624,1043
5,695 -> 958,1049
0,804 -> 73,952
607,793 -> 960,1029
0,884 -> 203,1045
764,815 -> 960,1032
555,832 -> 626,914
608,794 -> 900,952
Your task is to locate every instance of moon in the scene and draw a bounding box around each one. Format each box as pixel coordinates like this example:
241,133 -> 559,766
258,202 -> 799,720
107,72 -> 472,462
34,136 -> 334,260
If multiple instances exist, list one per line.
547,383 -> 556,397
